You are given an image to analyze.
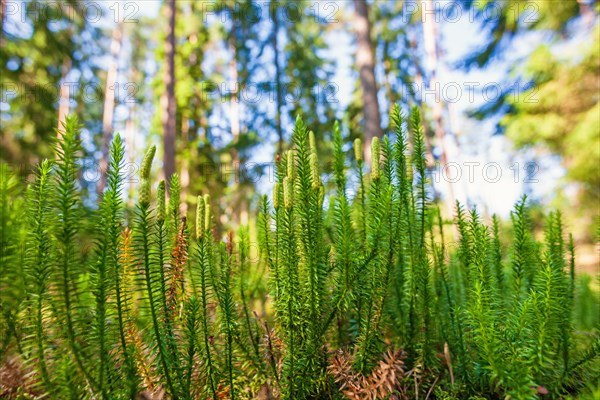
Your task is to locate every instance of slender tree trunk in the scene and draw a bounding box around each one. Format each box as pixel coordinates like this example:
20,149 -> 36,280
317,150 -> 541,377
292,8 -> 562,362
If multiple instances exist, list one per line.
422,0 -> 454,214
0,0 -> 6,159
0,0 -> 6,50
125,101 -> 136,209
57,57 -> 72,134
408,34 -> 434,161
180,116 -> 190,215
381,27 -> 399,123
98,24 -> 123,193
126,26 -> 140,210
229,39 -> 240,166
353,0 -> 382,164
161,0 -> 177,188
179,28 -> 200,216
384,25 -> 436,165
271,1 -> 284,155
229,34 -> 242,226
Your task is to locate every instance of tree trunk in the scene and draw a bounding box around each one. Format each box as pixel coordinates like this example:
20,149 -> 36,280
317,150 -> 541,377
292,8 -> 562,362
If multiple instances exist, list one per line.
382,37 -> 393,111
126,26 -> 141,210
228,14 -> 246,225
125,100 -> 136,209
408,34 -> 434,162
98,24 -> 123,194
229,34 -> 243,226
422,0 -> 455,214
161,0 -> 177,188
271,1 -> 284,155
57,57 -> 72,134
229,38 -> 240,166
0,0 -> 6,50
353,0 -> 382,164
180,116 -> 190,215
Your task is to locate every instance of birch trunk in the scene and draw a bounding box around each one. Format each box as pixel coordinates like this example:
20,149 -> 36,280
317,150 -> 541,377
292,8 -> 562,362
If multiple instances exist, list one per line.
422,0 -> 455,213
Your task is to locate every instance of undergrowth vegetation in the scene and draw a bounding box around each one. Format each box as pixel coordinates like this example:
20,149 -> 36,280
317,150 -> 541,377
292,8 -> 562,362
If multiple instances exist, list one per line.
0,109 -> 599,399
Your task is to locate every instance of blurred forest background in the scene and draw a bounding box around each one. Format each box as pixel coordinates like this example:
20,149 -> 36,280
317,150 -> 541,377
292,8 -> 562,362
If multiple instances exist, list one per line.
1,0 -> 598,270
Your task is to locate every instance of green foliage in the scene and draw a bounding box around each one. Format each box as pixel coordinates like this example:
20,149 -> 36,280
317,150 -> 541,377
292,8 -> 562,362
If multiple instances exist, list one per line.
0,1 -> 103,169
0,160 -> 26,360
502,36 -> 600,238
463,1 -> 599,241
0,111 -> 598,399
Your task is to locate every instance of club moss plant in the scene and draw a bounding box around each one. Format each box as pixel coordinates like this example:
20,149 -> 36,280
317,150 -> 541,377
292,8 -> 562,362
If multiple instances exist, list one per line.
0,111 -> 598,399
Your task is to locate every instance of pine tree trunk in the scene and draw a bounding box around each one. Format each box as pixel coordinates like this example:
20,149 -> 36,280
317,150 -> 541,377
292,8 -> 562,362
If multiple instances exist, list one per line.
229,38 -> 240,166
408,33 -> 434,161
125,102 -> 136,209
271,1 -> 284,155
0,0 -> 6,50
98,24 -> 123,194
229,34 -> 242,226
180,116 -> 190,215
57,57 -> 72,134
126,27 -> 141,210
353,0 -> 382,164
162,0 -> 177,188
422,0 -> 455,213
